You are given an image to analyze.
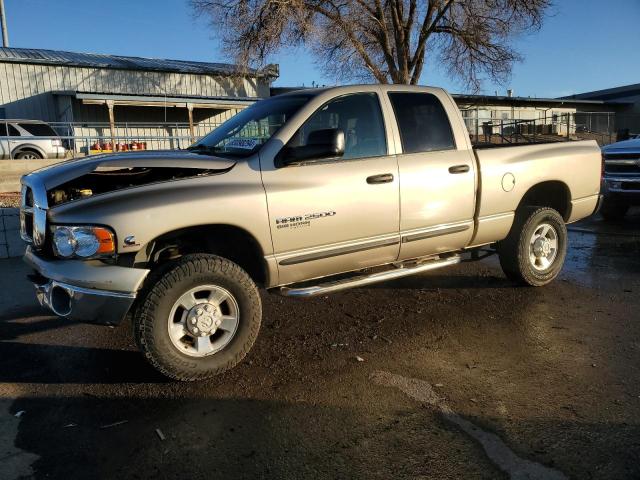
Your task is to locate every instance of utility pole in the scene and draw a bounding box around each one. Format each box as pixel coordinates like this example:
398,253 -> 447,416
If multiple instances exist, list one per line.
0,0 -> 8,47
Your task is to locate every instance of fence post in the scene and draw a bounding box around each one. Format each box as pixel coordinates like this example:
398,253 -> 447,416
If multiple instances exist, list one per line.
186,103 -> 195,145
4,120 -> 11,160
475,108 -> 479,143
106,100 -> 116,150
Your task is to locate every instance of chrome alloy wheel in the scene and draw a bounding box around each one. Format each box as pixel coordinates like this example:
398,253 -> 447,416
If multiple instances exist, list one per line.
529,223 -> 558,271
167,285 -> 240,357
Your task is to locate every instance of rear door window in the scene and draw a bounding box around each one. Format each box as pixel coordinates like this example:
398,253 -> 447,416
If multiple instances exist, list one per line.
18,123 -> 57,137
388,92 -> 455,153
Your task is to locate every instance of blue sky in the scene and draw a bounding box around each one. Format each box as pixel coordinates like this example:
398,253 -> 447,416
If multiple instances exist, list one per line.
3,0 -> 639,97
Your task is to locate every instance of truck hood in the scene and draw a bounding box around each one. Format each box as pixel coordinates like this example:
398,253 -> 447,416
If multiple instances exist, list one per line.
26,150 -> 236,190
602,138 -> 640,155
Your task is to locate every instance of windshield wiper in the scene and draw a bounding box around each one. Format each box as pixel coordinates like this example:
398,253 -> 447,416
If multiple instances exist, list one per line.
186,144 -> 247,158
187,144 -> 213,152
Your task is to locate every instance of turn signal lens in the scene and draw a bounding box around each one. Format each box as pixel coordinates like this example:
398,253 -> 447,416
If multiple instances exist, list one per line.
93,227 -> 115,255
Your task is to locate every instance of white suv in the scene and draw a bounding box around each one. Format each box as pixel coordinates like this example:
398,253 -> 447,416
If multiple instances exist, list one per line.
0,120 -> 67,159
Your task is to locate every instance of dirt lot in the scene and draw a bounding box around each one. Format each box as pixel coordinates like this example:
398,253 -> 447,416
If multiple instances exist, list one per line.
1,212 -> 639,479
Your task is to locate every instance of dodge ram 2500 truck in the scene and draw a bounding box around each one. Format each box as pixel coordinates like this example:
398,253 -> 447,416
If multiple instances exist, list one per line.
20,85 -> 602,380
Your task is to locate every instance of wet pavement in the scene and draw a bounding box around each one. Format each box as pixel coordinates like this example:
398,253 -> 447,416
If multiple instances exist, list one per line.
1,211 -> 639,479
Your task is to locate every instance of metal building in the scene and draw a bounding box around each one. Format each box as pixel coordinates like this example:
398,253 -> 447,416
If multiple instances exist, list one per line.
0,47 -> 278,149
562,83 -> 640,134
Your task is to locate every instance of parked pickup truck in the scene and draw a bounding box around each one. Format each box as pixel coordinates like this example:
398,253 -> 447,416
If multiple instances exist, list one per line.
20,85 -> 602,380
600,138 -> 640,220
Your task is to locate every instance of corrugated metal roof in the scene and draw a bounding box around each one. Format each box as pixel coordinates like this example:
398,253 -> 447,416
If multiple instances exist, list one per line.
0,47 -> 273,77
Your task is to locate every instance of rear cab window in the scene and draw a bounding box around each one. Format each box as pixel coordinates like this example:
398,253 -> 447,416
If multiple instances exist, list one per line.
388,92 -> 456,154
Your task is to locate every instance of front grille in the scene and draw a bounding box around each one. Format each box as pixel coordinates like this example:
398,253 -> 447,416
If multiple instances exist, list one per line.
604,153 -> 640,160
604,153 -> 640,176
621,182 -> 640,191
605,164 -> 640,174
20,185 -> 34,243
20,181 -> 47,248
21,211 -> 34,241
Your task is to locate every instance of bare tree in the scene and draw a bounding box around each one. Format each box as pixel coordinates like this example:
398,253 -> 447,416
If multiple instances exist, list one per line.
191,0 -> 551,90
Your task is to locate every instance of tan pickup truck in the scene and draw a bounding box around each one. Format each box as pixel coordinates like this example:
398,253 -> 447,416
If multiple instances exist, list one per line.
20,85 -> 602,380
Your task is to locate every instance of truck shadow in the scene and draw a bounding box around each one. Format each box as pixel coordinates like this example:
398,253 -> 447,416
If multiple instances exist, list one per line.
0,341 -> 166,384
368,269 -> 513,291
0,314 -> 69,340
6,395 -> 640,479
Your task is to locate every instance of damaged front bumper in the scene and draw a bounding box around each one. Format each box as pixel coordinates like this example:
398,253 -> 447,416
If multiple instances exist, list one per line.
24,246 -> 150,325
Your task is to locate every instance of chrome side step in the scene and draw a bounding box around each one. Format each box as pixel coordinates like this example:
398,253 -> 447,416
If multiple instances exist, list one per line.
279,255 -> 461,297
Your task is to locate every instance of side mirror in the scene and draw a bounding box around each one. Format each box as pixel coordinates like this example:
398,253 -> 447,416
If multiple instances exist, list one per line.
279,128 -> 345,165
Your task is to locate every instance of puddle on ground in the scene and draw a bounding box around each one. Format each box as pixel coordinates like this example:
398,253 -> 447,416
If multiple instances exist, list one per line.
371,370 -> 567,480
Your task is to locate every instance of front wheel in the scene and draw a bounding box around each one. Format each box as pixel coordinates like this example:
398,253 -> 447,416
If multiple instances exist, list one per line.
497,207 -> 568,287
133,254 -> 262,381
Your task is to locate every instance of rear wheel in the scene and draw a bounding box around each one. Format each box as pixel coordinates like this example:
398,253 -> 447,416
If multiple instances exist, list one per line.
600,197 -> 629,221
133,254 -> 262,381
497,207 -> 567,286
15,150 -> 43,160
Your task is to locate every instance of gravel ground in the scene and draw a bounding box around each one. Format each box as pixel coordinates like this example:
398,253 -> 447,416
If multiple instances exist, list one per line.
0,193 -> 20,208
1,212 -> 639,479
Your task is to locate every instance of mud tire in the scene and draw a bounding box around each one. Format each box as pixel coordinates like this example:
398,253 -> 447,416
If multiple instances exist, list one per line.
133,254 -> 261,381
497,207 -> 567,287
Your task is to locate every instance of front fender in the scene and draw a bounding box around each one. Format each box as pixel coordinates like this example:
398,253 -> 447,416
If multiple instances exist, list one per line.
47,160 -> 274,259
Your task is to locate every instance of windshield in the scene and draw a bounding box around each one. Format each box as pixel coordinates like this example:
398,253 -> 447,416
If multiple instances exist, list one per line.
190,94 -> 313,158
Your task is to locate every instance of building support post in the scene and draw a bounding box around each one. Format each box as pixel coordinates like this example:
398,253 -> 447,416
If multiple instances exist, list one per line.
186,103 -> 195,144
106,100 -> 116,150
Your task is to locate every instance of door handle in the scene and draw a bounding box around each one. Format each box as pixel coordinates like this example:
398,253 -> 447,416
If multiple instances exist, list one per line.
367,173 -> 394,184
448,164 -> 470,174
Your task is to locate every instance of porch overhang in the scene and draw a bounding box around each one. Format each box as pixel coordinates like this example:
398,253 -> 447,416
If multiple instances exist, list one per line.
52,91 -> 257,110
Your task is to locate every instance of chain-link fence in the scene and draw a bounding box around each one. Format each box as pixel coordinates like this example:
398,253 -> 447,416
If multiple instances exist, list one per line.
0,120 -> 224,160
50,120 -> 222,155
460,111 -> 625,146
1,111 -> 638,161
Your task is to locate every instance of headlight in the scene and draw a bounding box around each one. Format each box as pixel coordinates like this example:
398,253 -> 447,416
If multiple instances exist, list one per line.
52,227 -> 75,257
51,226 -> 115,259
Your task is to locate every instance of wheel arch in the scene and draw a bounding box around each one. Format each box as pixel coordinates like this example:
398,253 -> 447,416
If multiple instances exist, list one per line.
137,224 -> 269,287
516,181 -> 572,221
12,143 -> 46,159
